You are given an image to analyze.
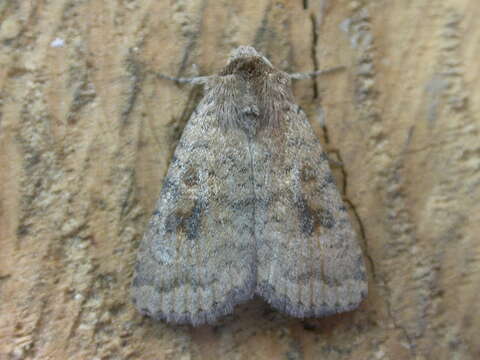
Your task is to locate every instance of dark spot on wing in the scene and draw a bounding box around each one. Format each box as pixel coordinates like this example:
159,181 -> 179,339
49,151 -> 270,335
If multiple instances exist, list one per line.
297,196 -> 336,236
165,199 -> 205,241
300,164 -> 317,183
183,166 -> 199,186
320,210 -> 336,228
324,172 -> 336,185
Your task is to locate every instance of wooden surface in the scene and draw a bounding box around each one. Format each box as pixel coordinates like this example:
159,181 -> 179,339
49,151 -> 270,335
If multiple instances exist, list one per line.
1,1 -> 479,359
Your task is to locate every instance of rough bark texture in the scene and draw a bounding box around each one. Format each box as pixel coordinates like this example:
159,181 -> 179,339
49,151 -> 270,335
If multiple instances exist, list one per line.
1,1 -> 479,359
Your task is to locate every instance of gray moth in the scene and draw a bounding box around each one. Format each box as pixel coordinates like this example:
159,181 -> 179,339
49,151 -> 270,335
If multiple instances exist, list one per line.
131,46 -> 367,326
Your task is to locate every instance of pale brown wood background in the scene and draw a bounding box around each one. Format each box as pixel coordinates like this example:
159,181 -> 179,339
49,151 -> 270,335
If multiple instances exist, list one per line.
1,1 -> 479,359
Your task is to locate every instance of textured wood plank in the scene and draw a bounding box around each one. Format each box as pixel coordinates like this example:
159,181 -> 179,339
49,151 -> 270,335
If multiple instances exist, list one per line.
0,0 -> 479,359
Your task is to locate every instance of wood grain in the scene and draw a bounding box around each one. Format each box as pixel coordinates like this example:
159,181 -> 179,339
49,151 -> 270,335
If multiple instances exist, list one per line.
1,1 -> 479,359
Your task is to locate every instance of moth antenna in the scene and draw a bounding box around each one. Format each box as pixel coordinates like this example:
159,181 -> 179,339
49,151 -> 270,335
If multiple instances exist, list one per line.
156,73 -> 212,85
289,65 -> 345,80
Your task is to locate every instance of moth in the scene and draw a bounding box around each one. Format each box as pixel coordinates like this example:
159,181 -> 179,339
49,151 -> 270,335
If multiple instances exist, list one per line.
131,46 -> 367,325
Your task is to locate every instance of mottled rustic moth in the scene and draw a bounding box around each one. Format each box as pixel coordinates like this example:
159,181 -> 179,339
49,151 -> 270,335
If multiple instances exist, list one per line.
131,46 -> 367,326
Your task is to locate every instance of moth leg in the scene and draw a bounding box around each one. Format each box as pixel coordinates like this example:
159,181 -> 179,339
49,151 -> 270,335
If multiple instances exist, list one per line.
288,66 -> 345,80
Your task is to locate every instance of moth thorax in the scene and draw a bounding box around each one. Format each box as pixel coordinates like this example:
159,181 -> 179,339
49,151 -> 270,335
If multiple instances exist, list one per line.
221,56 -> 272,78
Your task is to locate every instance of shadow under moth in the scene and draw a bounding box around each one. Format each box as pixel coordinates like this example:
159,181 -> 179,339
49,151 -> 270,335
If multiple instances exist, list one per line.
131,46 -> 367,326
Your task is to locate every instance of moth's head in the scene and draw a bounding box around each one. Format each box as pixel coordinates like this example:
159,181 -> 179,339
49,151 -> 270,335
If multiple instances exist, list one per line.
220,46 -> 274,76
228,46 -> 273,66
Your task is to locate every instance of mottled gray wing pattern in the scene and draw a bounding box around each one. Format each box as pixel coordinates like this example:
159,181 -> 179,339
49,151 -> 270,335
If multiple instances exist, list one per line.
253,77 -> 368,317
131,77 -> 256,325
